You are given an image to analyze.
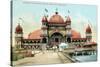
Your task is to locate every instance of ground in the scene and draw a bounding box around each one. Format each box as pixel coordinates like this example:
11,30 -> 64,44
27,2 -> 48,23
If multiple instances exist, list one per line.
12,50 -> 73,66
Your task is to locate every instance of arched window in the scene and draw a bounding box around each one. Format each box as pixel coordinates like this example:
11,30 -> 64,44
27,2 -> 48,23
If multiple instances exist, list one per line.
42,38 -> 47,43
67,37 -> 71,43
34,41 -> 36,43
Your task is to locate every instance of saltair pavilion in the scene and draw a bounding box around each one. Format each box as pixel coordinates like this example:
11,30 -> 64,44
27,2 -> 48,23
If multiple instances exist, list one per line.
14,11 -> 97,52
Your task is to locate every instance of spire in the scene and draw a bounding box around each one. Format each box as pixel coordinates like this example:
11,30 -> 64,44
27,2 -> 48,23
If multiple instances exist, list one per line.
66,16 -> 71,22
15,23 -> 23,34
42,15 -> 48,23
65,10 -> 71,24
86,24 -> 92,33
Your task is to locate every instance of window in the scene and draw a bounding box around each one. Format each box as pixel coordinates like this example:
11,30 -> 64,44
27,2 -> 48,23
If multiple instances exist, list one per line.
42,38 -> 47,43
67,37 -> 71,43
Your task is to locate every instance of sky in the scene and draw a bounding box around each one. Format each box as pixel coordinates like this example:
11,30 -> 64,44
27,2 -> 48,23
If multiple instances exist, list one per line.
12,0 -> 97,45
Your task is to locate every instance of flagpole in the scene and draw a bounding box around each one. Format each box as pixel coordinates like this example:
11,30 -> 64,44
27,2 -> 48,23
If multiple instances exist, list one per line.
44,8 -> 48,17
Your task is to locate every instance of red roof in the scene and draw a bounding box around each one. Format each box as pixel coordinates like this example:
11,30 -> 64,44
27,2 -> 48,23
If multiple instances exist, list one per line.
15,24 -> 23,33
27,29 -> 81,39
86,25 -> 92,33
28,29 -> 42,39
42,16 -> 48,23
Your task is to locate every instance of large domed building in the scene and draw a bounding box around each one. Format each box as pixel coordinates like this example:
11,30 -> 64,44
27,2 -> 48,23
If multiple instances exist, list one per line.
15,11 -> 96,49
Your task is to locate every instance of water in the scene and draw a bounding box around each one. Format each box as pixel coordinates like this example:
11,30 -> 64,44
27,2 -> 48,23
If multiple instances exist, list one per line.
72,55 -> 97,62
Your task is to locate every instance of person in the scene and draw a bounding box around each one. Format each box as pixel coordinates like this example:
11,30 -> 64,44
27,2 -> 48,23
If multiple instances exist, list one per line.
53,45 -> 57,52
31,50 -> 35,57
42,44 -> 46,54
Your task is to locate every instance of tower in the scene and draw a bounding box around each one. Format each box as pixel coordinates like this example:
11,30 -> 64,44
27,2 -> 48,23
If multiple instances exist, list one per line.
41,15 -> 48,44
65,16 -> 71,43
86,24 -> 92,42
15,23 -> 23,49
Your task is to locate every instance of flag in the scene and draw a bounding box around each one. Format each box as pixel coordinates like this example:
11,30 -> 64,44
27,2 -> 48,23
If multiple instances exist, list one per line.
19,18 -> 23,21
45,8 -> 48,12
68,10 -> 70,13
19,18 -> 24,23
19,18 -> 22,20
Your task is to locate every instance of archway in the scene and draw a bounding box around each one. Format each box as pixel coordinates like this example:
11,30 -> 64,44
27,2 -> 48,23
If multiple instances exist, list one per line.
49,32 -> 63,46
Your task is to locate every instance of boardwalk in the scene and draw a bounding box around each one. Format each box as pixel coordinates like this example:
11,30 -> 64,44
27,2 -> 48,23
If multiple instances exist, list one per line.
13,50 -> 72,66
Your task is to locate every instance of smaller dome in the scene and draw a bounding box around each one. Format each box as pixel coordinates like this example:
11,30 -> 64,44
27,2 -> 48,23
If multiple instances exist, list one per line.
42,16 -> 48,23
65,16 -> 71,24
15,23 -> 23,33
86,25 -> 92,33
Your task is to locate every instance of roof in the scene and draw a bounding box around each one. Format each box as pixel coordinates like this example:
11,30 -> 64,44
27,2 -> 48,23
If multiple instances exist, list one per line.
27,29 -> 81,39
49,12 -> 64,23
15,23 -> 23,34
28,29 -> 42,39
86,25 -> 92,33
71,29 -> 81,38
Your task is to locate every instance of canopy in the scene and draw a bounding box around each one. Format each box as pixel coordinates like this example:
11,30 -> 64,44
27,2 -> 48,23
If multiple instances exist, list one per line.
59,43 -> 68,47
59,43 -> 68,51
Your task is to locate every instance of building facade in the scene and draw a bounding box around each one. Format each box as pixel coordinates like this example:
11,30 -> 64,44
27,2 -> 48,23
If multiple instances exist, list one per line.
14,11 -> 96,50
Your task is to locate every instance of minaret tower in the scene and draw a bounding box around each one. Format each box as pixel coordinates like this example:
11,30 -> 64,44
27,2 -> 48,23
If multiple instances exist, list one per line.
86,24 -> 92,42
41,15 -> 48,43
65,11 -> 71,43
15,23 -> 23,49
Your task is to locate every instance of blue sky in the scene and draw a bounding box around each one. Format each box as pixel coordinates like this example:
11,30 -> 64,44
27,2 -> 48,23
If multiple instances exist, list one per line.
12,0 -> 97,42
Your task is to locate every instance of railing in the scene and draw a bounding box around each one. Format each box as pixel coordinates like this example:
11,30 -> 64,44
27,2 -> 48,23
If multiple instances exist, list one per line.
75,48 -> 95,51
23,43 -> 42,45
63,47 -> 95,53
60,52 -> 80,63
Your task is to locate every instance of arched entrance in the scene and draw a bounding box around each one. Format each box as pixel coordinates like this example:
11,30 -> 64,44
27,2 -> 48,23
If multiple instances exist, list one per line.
49,32 -> 63,46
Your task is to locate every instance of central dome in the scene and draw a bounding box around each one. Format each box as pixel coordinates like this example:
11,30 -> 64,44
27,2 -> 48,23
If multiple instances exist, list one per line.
49,12 -> 64,23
